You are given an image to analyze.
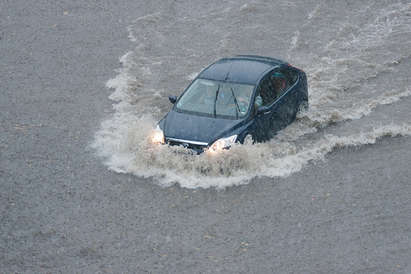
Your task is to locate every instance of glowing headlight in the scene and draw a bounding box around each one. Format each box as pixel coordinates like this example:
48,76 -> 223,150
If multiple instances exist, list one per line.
209,135 -> 237,152
151,126 -> 165,144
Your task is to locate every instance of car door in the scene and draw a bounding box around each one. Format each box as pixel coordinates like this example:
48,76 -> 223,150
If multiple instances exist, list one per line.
286,66 -> 306,108
270,67 -> 300,129
252,71 -> 279,141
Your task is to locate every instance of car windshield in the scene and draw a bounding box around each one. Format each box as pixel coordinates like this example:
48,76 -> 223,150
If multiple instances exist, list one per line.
175,79 -> 255,119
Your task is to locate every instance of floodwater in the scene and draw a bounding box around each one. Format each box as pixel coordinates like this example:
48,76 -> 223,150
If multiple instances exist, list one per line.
93,0 -> 411,188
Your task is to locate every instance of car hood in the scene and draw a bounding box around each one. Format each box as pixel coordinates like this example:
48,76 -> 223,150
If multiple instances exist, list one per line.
162,110 -> 243,144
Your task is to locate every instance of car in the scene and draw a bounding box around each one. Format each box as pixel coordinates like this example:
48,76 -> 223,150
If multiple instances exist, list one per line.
151,55 -> 308,154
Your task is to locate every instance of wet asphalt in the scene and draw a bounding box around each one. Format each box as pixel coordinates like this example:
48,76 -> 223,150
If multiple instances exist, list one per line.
1,1 -> 411,273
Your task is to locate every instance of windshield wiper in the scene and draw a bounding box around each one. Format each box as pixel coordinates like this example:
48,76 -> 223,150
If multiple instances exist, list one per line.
214,84 -> 220,118
230,88 -> 240,119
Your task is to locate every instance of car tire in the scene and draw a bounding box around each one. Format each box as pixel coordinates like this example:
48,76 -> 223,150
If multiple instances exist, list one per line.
298,100 -> 309,112
243,134 -> 254,145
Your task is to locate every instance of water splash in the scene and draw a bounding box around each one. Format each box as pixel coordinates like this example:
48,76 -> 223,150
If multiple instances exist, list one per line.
92,0 -> 411,188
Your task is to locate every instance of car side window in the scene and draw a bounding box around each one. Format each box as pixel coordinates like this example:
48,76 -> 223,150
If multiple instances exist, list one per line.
269,68 -> 289,99
283,67 -> 299,87
255,67 -> 299,108
256,74 -> 276,106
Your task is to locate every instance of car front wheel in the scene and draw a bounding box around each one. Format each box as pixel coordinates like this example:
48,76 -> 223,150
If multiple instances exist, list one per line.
243,134 -> 254,145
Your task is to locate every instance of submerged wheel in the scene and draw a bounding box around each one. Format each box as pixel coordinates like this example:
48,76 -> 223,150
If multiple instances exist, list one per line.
243,134 -> 254,145
298,100 -> 309,112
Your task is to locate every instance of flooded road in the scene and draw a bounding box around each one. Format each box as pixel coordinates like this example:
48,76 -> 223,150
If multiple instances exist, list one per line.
93,0 -> 411,188
1,0 -> 411,272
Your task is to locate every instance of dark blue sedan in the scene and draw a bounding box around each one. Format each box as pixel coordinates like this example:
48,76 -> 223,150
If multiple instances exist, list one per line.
151,55 -> 308,154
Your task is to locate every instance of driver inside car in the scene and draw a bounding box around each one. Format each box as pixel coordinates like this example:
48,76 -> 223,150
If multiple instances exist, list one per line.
272,72 -> 286,94
200,82 -> 217,106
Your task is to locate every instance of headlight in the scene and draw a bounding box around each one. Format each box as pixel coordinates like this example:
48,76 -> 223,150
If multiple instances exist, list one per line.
209,135 -> 237,152
151,126 -> 165,144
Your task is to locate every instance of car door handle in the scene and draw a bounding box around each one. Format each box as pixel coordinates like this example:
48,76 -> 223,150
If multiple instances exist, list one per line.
264,111 -> 271,115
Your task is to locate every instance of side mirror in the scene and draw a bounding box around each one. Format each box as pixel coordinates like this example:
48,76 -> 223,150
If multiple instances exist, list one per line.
257,105 -> 269,114
168,95 -> 177,104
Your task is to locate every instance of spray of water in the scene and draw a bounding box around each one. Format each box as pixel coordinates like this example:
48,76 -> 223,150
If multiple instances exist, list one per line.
92,1 -> 411,188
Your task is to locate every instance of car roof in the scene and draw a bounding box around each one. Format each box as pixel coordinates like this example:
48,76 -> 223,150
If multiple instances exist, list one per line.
197,55 -> 287,85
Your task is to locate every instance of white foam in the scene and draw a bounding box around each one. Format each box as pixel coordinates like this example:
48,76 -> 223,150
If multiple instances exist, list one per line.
302,88 -> 411,127
96,120 -> 411,189
261,124 -> 411,179
92,54 -> 411,189
307,4 -> 321,20
287,30 -> 300,58
92,1 -> 411,189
